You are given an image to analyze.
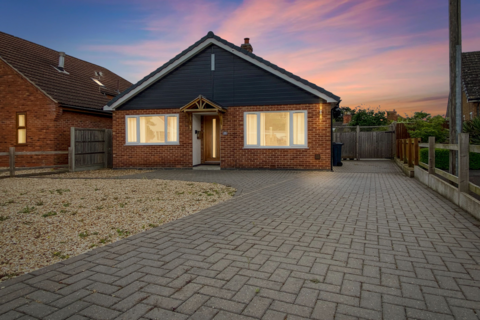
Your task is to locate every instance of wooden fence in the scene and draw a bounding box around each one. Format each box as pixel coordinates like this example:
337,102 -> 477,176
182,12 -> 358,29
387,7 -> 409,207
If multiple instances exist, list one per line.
396,134 -> 480,197
396,138 -> 421,167
395,123 -> 411,140
70,127 -> 112,172
417,135 -> 480,196
333,125 -> 395,160
0,148 -> 70,177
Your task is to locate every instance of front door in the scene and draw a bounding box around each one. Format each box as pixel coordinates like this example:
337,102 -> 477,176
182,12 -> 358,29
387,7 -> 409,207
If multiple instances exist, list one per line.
204,116 -> 220,163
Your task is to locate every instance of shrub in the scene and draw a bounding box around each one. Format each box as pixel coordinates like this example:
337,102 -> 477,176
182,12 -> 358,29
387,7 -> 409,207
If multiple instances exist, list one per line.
463,117 -> 480,145
349,108 -> 388,126
471,152 -> 480,170
420,148 -> 480,170
407,115 -> 449,143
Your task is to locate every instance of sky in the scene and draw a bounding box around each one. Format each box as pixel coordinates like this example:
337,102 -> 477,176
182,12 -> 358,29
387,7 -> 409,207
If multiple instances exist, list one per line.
1,0 -> 479,116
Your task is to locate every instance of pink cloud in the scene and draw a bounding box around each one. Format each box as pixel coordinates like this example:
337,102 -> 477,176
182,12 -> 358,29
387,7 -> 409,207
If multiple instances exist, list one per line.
82,0 -> 480,116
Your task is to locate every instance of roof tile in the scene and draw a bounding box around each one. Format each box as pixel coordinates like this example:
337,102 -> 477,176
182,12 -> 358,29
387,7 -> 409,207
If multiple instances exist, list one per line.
0,31 -> 132,110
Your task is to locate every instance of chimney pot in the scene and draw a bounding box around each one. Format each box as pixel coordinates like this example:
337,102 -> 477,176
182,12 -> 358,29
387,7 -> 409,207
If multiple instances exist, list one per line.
240,38 -> 253,53
58,52 -> 66,70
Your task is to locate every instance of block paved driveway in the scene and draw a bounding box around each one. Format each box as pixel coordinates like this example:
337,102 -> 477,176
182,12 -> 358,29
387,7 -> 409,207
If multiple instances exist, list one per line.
1,161 -> 480,320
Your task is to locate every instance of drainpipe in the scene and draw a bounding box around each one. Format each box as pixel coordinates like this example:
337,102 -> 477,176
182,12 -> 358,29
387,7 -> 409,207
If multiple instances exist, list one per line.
331,101 -> 341,172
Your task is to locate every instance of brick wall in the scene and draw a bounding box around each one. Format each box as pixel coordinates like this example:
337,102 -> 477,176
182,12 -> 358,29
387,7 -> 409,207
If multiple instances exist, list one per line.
0,59 -> 58,166
462,91 -> 480,120
0,59 -> 112,167
113,103 -> 332,170
112,109 -> 192,168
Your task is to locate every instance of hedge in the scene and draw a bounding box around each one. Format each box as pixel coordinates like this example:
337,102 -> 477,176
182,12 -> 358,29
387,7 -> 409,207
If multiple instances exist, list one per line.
419,148 -> 480,170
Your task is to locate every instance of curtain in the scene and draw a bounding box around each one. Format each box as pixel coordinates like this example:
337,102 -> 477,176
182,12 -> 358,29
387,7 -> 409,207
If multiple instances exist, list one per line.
127,117 -> 137,143
246,114 -> 257,145
293,113 -> 305,145
167,116 -> 177,142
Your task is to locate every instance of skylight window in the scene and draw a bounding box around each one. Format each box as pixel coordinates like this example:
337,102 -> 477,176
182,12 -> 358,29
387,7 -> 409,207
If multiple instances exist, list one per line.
92,78 -> 105,87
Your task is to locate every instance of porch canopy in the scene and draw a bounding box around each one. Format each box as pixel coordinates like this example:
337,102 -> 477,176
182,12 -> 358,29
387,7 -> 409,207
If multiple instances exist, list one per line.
180,95 -> 226,129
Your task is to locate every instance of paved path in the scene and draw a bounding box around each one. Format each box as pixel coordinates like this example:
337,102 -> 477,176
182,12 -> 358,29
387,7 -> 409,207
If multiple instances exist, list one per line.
1,161 -> 480,320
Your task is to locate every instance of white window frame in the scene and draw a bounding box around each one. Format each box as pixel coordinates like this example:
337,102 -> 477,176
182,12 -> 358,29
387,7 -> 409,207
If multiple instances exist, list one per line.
125,114 -> 179,145
243,110 -> 308,149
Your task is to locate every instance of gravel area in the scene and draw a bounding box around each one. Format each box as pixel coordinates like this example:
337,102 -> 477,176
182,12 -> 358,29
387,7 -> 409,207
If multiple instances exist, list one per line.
0,177 -> 235,281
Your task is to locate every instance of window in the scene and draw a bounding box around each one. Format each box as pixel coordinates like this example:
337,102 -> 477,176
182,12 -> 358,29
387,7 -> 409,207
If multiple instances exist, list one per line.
125,114 -> 179,145
16,113 -> 26,144
244,111 -> 307,148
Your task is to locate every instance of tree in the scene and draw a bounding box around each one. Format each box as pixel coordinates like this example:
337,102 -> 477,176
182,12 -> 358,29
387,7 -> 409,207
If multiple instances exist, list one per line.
397,111 -> 431,122
349,108 -> 388,126
333,106 -> 356,123
406,114 -> 449,143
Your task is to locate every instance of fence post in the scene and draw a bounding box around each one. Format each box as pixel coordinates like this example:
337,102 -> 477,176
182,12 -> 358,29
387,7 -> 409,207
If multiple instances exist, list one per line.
458,133 -> 470,193
392,123 -> 397,158
68,147 -> 73,172
403,139 -> 407,164
414,138 -> 419,166
70,127 -> 76,172
428,137 -> 435,174
9,147 -> 15,177
400,140 -> 403,160
407,138 -> 413,167
356,125 -> 360,160
104,129 -> 112,169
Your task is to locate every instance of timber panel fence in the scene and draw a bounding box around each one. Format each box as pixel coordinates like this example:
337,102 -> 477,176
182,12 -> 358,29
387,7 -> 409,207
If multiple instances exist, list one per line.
333,125 -> 395,160
70,128 -> 112,172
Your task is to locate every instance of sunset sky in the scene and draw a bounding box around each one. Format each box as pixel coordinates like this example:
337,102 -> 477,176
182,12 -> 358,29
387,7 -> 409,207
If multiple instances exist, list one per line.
2,0 -> 479,116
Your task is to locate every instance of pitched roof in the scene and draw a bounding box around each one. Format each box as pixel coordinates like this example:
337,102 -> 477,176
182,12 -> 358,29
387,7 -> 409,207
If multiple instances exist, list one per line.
0,31 -> 132,111
462,51 -> 480,102
106,31 -> 340,110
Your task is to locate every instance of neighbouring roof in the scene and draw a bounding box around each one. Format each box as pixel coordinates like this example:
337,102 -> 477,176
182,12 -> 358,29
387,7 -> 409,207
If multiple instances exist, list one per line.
463,51 -> 480,102
0,31 -> 132,111
106,31 -> 340,110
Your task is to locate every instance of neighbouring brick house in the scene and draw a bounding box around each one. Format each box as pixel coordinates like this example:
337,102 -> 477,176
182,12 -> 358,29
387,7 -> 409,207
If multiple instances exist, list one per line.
0,32 -> 132,167
462,51 -> 480,120
105,32 -> 340,170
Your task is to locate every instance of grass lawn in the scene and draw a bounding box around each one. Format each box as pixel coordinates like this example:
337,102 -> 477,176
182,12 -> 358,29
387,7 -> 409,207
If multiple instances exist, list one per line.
0,177 -> 234,281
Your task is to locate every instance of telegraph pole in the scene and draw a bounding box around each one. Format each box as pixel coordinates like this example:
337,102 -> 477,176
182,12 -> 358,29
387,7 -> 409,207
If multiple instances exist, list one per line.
449,0 -> 461,175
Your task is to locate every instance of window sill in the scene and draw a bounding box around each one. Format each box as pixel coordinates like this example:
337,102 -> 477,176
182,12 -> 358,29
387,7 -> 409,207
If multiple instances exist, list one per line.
243,147 -> 309,150
124,143 -> 180,146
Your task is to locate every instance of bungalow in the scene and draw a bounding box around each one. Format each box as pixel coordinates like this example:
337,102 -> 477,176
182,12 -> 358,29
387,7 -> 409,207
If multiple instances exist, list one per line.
105,32 -> 341,170
0,31 -> 132,167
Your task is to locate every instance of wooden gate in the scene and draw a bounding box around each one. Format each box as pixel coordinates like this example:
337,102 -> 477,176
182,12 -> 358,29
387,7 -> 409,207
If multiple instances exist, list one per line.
70,128 -> 112,171
333,125 -> 395,160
